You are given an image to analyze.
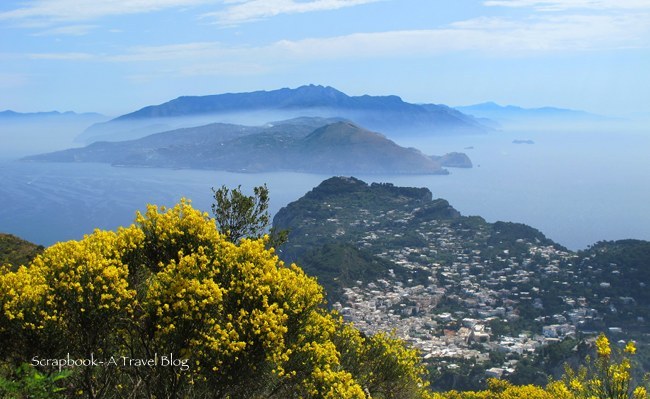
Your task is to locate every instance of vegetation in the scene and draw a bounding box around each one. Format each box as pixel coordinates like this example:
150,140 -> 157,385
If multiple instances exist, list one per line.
0,199 -> 432,398
211,183 -> 271,243
0,233 -> 43,271
430,334 -> 648,399
0,363 -> 69,399
271,176 -> 650,390
211,183 -> 288,249
1,181 -> 649,397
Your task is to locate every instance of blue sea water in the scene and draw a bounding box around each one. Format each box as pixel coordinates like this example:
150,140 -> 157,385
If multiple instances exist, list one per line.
0,127 -> 649,250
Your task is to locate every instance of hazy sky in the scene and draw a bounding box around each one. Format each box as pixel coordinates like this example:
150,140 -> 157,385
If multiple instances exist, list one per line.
1,0 -> 649,116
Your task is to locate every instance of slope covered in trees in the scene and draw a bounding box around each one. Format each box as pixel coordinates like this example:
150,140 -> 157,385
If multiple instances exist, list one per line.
0,233 -> 43,271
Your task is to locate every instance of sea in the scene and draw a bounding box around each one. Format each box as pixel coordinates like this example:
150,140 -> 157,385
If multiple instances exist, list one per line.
1,127 -> 649,250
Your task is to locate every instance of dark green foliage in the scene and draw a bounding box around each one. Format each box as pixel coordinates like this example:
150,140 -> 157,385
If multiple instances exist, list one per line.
0,233 -> 44,271
576,240 -> 650,333
427,358 -> 487,391
211,184 -> 271,243
488,221 -> 561,250
0,363 -> 70,399
507,338 -> 591,386
580,240 -> 650,301
211,184 -> 289,250
299,243 -> 408,302
412,199 -> 461,221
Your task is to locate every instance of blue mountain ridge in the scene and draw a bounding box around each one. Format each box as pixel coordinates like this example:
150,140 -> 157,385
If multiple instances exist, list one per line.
79,85 -> 491,143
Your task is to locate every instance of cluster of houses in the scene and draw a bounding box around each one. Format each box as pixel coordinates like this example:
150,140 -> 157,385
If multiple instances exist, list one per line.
325,206 -> 620,377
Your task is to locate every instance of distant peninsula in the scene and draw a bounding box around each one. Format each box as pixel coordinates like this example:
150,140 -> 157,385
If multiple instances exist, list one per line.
25,117 -> 472,175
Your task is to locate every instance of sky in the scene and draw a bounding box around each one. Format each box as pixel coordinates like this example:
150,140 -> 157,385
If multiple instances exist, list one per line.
1,0 -> 649,117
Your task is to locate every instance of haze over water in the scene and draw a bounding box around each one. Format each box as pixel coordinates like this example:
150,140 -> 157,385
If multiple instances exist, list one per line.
1,124 -> 648,251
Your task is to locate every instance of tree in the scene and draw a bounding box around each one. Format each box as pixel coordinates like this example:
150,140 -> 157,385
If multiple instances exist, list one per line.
211,184 -> 270,243
211,184 -> 288,248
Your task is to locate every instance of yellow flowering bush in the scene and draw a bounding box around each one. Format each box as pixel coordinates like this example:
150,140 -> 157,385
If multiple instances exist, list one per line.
557,334 -> 648,399
429,379 -> 554,399
429,334 -> 649,399
0,199 -> 433,399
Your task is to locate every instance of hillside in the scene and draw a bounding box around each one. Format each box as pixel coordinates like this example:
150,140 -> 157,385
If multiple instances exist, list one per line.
272,177 -> 650,389
273,177 -> 561,301
25,118 -> 469,175
78,85 -> 490,143
0,233 -> 43,270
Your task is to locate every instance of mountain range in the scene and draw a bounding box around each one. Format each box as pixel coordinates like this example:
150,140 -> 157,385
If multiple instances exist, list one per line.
77,85 -> 491,143
25,117 -> 469,175
455,102 -> 606,126
0,110 -> 104,119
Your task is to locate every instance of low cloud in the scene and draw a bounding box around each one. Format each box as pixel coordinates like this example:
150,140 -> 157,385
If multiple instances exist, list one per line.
0,0 -> 383,28
0,0 -> 211,25
28,52 -> 95,60
204,0 -> 385,25
265,14 -> 649,57
16,2 -> 650,78
483,0 -> 650,11
31,24 -> 97,36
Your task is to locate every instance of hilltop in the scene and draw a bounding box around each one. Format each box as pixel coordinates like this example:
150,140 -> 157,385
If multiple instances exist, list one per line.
273,177 -> 560,301
25,118 -> 470,175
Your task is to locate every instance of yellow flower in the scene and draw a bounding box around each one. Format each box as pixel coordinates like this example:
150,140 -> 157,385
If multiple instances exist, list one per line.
625,341 -> 637,355
569,378 -> 583,392
633,386 -> 647,399
596,333 -> 611,357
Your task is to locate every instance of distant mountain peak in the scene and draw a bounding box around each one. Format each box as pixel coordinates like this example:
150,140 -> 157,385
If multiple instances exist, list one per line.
305,121 -> 386,144
294,84 -> 344,94
78,85 -> 490,143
